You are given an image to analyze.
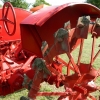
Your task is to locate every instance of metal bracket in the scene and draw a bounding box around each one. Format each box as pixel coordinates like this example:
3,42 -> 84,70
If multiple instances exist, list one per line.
32,58 -> 51,78
41,41 -> 49,57
54,28 -> 70,52
76,16 -> 90,39
93,18 -> 100,37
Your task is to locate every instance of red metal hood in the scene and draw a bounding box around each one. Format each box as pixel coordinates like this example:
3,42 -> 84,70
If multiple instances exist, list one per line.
20,3 -> 100,57
0,7 -> 31,41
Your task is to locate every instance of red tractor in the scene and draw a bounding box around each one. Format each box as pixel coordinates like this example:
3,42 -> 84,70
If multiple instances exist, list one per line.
0,2 -> 100,100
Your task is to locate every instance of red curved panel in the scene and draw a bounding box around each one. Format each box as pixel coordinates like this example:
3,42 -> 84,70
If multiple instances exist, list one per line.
20,3 -> 100,57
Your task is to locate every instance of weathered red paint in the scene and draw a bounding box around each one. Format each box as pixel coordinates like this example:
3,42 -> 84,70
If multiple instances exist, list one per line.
0,2 -> 100,100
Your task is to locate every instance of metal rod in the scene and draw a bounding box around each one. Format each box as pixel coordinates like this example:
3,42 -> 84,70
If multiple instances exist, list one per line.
77,39 -> 84,65
93,49 -> 100,63
67,52 -> 81,76
90,34 -> 96,66
57,56 -> 74,71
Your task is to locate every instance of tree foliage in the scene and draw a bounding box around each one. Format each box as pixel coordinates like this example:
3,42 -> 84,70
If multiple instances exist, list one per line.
0,4 -> 2,7
1,0 -> 30,9
86,0 -> 100,8
33,0 -> 51,7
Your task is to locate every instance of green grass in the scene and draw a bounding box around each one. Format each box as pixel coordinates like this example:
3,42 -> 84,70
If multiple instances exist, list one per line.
0,34 -> 100,100
0,89 -> 28,100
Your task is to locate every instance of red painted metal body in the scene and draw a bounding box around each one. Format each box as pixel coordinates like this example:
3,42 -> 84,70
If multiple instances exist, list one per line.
0,2 -> 100,100
0,2 -> 31,95
0,7 -> 31,40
